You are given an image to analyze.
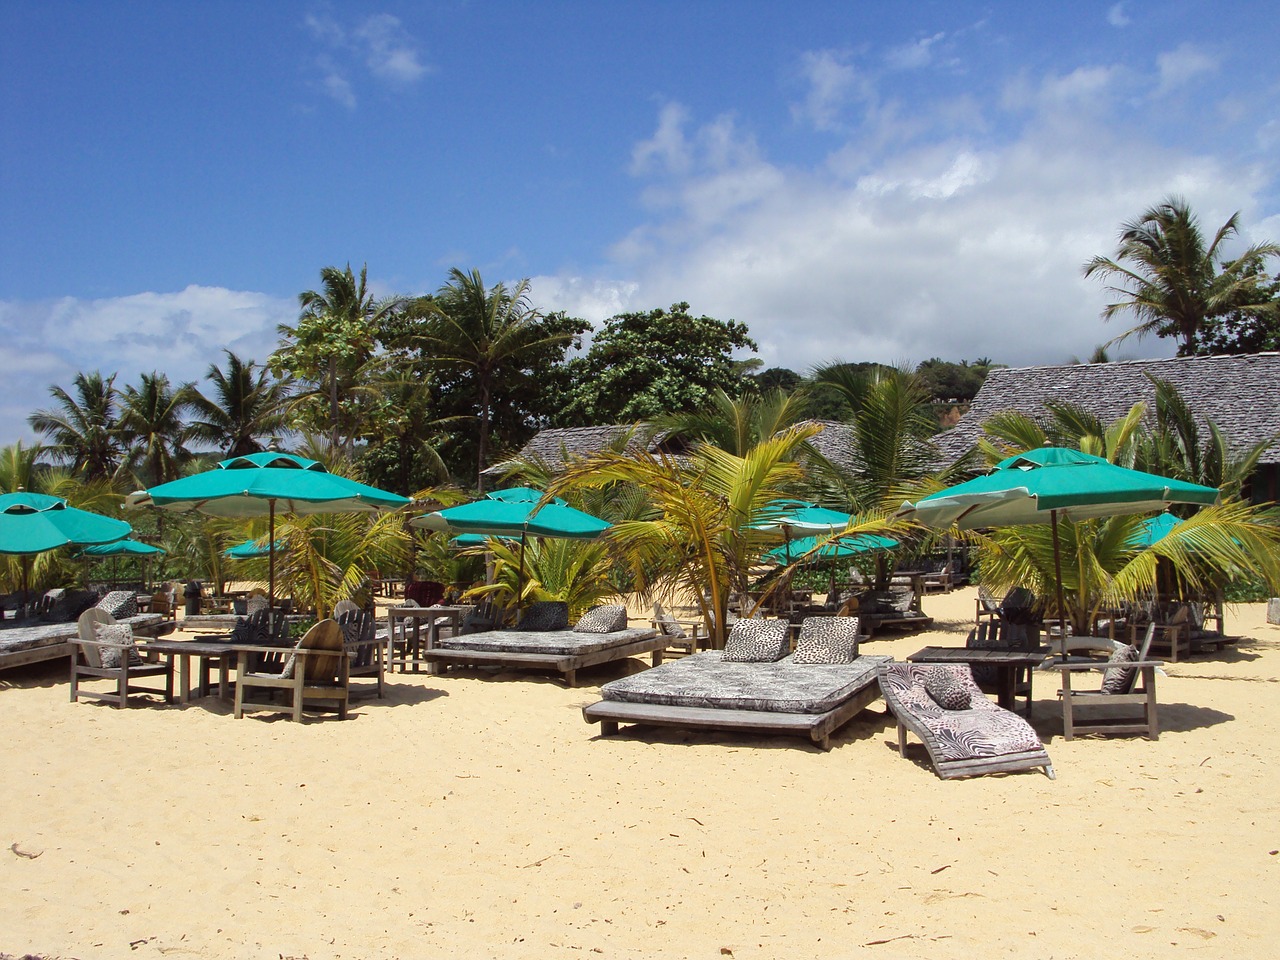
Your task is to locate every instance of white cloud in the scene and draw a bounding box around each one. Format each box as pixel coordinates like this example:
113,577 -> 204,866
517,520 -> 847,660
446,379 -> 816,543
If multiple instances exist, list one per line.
1155,44 -> 1218,96
303,9 -> 430,108
0,287 -> 294,445
791,50 -> 873,132
355,13 -> 429,84
1108,3 -> 1131,27
885,32 -> 946,71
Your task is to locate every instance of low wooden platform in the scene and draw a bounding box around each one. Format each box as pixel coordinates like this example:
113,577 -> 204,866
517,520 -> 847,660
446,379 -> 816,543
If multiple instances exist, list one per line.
1,614 -> 170,672
422,630 -> 667,686
583,679 -> 884,751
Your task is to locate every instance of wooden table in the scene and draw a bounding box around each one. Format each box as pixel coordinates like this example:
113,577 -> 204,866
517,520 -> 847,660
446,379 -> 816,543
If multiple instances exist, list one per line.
907,646 -> 1045,715
142,636 -> 294,703
387,605 -> 467,673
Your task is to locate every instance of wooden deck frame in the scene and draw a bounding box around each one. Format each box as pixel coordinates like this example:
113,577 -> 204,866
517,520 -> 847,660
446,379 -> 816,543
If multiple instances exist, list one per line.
422,630 -> 667,687
583,680 -> 884,751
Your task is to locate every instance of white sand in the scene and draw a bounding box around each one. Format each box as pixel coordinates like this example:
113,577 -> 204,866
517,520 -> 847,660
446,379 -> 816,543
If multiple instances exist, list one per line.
2,587 -> 1278,958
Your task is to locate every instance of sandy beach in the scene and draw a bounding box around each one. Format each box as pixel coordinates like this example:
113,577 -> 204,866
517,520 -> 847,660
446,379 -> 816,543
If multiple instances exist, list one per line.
2,586 -> 1278,959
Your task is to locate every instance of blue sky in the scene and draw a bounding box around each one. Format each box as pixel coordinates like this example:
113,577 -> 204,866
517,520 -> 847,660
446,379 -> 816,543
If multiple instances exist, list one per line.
3,1 -> 1280,445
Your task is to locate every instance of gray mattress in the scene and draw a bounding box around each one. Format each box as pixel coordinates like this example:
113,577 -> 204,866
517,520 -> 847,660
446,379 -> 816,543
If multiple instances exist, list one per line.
601,651 -> 892,714
438,627 -> 659,657
0,614 -> 164,656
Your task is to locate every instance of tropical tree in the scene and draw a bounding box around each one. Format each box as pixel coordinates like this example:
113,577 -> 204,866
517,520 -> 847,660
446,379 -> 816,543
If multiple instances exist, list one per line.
464,536 -> 618,617
1083,196 -> 1280,354
274,263 -> 401,454
406,268 -> 579,489
189,351 -> 291,458
653,388 -> 811,458
28,371 -> 125,483
119,372 -> 197,487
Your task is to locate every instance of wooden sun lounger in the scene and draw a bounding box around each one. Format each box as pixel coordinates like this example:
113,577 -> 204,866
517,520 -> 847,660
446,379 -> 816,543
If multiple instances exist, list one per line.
1,614 -> 169,672
421,628 -> 667,686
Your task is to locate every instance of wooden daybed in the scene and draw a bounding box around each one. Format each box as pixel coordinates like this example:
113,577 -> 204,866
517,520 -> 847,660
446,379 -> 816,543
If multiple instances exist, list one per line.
420,626 -> 667,686
582,651 -> 892,750
0,614 -> 170,672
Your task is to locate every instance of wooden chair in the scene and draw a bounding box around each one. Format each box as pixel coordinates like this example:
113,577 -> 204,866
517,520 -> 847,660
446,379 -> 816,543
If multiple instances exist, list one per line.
233,619 -> 350,722
966,620 -> 1035,713
975,586 -> 1001,627
922,563 -> 953,594
334,599 -> 385,698
1058,623 -> 1161,740
70,608 -> 172,708
1131,603 -> 1191,663
651,601 -> 703,657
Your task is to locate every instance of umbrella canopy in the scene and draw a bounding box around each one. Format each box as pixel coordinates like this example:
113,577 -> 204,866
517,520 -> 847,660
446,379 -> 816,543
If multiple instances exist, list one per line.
0,492 -> 132,555
224,538 -> 284,560
136,452 -> 410,603
763,532 -> 899,565
898,446 -> 1219,631
1127,512 -> 1182,548
753,500 -> 852,534
76,539 -> 165,558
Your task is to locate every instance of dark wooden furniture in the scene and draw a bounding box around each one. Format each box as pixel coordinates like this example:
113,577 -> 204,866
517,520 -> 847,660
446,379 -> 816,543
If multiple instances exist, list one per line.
908,646 -> 1045,715
424,627 -> 666,687
234,619 -> 353,722
387,604 -> 466,673
1059,624 -> 1162,740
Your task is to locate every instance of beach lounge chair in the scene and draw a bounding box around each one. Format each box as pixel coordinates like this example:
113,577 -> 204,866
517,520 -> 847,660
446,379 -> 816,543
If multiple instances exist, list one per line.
233,619 -> 351,722
1058,623 -> 1161,740
878,662 -> 1055,779
70,608 -> 173,708
584,617 -> 889,750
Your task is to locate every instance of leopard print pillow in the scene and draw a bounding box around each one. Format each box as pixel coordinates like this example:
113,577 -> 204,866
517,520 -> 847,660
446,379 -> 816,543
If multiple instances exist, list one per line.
93,621 -> 142,668
573,604 -> 628,633
923,665 -> 972,710
792,616 -> 859,663
519,601 -> 569,632
722,619 -> 789,662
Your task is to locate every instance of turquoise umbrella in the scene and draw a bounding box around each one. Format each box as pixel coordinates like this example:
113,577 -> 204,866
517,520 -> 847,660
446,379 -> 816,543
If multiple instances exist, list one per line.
224,538 -> 284,560
134,452 -> 410,604
76,538 -> 165,558
0,492 -> 132,614
1127,512 -> 1181,548
898,446 -> 1219,630
763,532 -> 899,565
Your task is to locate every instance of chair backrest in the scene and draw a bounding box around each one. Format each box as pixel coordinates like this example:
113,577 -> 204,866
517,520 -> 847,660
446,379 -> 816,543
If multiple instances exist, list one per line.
333,599 -> 359,619
651,601 -> 685,639
297,619 -> 346,684
77,608 -> 116,669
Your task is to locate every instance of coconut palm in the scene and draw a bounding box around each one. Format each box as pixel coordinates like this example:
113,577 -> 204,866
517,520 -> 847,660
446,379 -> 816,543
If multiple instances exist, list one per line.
465,536 -> 618,617
119,372 -> 197,487
28,371 -> 125,483
653,387 -> 811,458
412,268 -> 573,490
1083,196 -> 1280,354
189,351 -> 291,457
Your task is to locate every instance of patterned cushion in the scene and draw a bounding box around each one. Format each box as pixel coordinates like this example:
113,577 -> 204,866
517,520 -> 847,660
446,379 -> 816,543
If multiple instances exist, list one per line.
519,601 -> 569,632
93,621 -> 142,668
721,619 -> 789,663
573,604 -> 628,633
1100,644 -> 1139,695
96,590 -> 138,619
923,665 -> 972,710
792,617 -> 859,664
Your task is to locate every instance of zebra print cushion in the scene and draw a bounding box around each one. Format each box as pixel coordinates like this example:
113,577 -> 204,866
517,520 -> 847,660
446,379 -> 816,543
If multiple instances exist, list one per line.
923,665 -> 972,710
519,601 -> 569,632
792,617 -> 859,664
573,604 -> 628,633
721,619 -> 789,662
1100,643 -> 1139,694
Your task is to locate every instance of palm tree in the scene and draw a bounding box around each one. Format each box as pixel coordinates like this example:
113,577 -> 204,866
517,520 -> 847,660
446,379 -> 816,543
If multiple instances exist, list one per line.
413,268 -> 573,490
119,372 -> 197,487
189,351 -> 291,457
277,263 -> 401,453
653,388 -> 811,458
28,371 -> 125,483
1083,196 -> 1280,354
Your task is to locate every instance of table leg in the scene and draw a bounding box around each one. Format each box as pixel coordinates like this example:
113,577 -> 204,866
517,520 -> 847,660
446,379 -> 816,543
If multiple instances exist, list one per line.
997,664 -> 1015,710
178,655 -> 192,704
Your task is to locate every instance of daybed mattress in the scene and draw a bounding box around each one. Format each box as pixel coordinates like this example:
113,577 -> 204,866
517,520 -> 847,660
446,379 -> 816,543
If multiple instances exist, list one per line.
0,614 -> 164,656
600,651 -> 891,715
438,627 -> 658,657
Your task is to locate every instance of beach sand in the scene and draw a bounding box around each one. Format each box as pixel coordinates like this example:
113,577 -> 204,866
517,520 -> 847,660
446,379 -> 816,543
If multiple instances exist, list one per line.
2,587 -> 1278,959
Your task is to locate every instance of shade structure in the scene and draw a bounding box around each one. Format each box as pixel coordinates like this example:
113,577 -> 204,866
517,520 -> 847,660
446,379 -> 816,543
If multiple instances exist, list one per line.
136,452 -> 410,604
898,446 -> 1219,630
763,532 -> 899,565
76,539 -> 165,558
224,538 -> 284,560
0,491 -> 132,614
1127,512 -> 1182,548
411,487 -> 609,607
753,500 -> 852,534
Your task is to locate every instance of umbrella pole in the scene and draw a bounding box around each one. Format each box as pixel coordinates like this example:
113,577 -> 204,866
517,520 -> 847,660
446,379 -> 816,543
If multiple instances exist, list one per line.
268,500 -> 276,609
516,531 -> 527,612
1051,509 -> 1068,648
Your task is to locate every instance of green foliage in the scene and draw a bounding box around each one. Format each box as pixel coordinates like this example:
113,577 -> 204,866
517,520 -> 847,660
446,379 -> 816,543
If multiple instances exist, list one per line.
914,358 -> 996,403
28,371 -> 125,483
119,372 -> 197,487
188,351 -> 291,458
552,303 -> 758,425
466,536 -> 618,617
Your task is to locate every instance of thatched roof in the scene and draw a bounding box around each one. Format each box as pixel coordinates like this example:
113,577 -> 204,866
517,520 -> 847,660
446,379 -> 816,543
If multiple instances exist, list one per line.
933,353 -> 1280,466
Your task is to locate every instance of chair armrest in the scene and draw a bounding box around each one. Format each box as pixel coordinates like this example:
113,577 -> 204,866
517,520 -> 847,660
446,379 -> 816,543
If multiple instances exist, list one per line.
1057,660 -> 1164,672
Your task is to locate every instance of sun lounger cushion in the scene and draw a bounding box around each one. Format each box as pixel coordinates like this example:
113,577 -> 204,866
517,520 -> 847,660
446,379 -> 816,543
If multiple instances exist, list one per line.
573,604 -> 628,633
93,621 -> 143,668
792,617 -> 859,664
440,626 -> 657,657
601,651 -> 891,714
1100,643 -> 1139,695
518,601 -> 569,631
922,665 -> 972,710
879,664 -> 1043,762
96,590 -> 138,619
722,619 -> 789,662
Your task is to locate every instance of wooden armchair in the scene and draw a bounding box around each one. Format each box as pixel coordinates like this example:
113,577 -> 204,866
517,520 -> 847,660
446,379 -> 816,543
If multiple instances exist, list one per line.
71,608 -> 172,708
334,599 -> 385,698
233,619 -> 351,722
651,601 -> 703,657
1129,603 -> 1191,663
1058,623 -> 1161,740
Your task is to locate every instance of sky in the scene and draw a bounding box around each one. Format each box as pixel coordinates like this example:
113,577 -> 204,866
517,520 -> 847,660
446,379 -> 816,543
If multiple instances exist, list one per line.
3,1 -> 1280,446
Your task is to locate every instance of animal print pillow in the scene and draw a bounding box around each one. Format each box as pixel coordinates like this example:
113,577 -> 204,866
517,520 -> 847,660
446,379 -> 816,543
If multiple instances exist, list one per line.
93,621 -> 142,668
573,604 -> 628,634
792,617 -> 859,664
923,665 -> 972,710
95,590 -> 138,620
519,601 -> 570,632
722,619 -> 789,663
1100,644 -> 1139,695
